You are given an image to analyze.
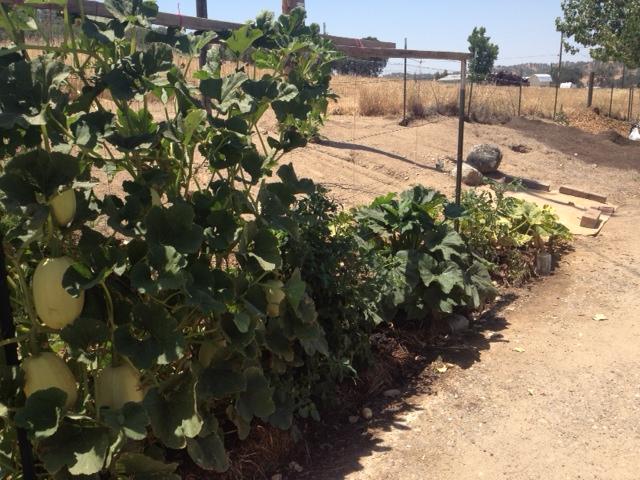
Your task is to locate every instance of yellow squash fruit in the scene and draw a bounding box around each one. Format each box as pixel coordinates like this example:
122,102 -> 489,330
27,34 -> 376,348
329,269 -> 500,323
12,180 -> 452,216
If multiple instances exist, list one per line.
264,280 -> 286,304
264,280 -> 285,318
33,257 -> 85,330
49,189 -> 76,226
95,363 -> 145,410
22,352 -> 78,409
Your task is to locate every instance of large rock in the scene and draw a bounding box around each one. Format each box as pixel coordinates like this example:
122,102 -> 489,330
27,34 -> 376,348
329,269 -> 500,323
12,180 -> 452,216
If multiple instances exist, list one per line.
466,144 -> 503,173
450,163 -> 484,186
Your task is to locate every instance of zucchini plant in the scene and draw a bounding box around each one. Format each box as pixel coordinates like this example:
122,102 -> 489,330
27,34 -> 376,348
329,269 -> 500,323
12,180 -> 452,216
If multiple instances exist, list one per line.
355,186 -> 497,325
0,1 -> 341,477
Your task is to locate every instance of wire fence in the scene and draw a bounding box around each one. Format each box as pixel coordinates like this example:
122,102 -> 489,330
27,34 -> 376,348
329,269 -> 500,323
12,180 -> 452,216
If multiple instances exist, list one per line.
329,58 -> 639,129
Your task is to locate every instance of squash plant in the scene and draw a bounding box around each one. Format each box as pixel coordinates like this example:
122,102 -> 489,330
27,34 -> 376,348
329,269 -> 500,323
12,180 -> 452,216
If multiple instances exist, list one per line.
0,1 -> 340,477
355,186 -> 497,323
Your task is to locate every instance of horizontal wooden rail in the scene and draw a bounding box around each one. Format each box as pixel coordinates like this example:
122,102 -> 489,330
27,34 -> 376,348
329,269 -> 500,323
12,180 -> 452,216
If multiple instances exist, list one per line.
336,45 -> 471,61
5,0 -> 395,49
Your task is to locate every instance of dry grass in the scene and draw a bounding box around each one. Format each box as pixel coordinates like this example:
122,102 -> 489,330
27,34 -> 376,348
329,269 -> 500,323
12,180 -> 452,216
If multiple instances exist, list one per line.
329,75 -> 638,127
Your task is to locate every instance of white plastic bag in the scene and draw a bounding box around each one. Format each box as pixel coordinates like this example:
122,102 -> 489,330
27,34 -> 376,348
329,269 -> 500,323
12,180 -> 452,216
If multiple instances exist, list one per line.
630,126 -> 640,141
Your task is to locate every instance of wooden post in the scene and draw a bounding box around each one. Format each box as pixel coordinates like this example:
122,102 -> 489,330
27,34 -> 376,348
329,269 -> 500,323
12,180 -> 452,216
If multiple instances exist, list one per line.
518,81 -> 523,116
195,0 -> 207,68
282,0 -> 304,14
467,81 -> 474,119
455,58 -> 467,216
587,70 -> 595,107
0,233 -> 37,480
553,32 -> 563,119
402,38 -> 408,124
609,75 -> 614,117
629,86 -> 635,121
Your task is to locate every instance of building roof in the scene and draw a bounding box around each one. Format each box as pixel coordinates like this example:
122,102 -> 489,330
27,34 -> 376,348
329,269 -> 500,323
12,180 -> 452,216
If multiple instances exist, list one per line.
438,74 -> 462,82
531,74 -> 552,81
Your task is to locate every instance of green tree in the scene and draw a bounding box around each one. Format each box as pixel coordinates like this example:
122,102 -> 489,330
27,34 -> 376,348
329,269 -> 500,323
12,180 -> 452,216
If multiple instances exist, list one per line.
556,0 -> 640,68
467,27 -> 499,81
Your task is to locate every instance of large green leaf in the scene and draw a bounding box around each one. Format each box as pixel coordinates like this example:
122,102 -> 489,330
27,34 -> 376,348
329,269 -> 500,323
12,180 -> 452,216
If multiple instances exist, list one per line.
225,25 -> 263,58
36,422 -> 111,476
14,388 -> 67,439
144,378 -> 203,450
116,453 -> 180,480
236,367 -> 275,422
146,203 -> 204,254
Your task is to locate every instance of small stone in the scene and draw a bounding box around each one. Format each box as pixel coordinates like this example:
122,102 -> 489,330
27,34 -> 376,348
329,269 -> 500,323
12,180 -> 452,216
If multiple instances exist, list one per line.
361,407 -> 373,420
348,415 -> 359,424
450,163 -> 484,186
383,389 -> 402,398
289,461 -> 303,473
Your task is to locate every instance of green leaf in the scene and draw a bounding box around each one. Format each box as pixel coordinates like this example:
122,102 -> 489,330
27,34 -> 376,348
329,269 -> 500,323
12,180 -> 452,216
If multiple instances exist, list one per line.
146,203 -> 204,254
1,149 -> 80,199
186,424 -> 229,472
116,453 -> 180,480
114,303 -> 185,369
144,378 -> 203,450
236,367 -> 275,422
182,108 -> 206,145
285,268 -> 306,312
14,388 -> 66,439
197,365 -> 247,399
101,402 -> 150,440
225,25 -> 263,58
37,422 -> 111,476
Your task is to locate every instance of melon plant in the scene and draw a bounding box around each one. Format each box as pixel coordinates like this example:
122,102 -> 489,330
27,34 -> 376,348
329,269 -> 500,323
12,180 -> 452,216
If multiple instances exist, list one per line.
0,1 -> 340,477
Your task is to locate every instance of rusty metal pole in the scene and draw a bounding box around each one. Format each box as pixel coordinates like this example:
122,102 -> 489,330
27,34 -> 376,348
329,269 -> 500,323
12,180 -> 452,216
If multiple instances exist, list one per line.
455,58 -> 467,217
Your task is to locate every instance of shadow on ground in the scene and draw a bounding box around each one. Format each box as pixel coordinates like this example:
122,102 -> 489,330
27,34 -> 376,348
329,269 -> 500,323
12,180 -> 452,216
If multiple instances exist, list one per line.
505,117 -> 639,171
291,293 -> 518,480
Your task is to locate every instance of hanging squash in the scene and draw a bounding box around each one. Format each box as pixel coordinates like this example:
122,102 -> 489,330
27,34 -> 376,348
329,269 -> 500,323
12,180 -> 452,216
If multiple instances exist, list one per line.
95,363 -> 145,410
33,257 -> 85,330
49,189 -> 76,227
22,352 -> 78,409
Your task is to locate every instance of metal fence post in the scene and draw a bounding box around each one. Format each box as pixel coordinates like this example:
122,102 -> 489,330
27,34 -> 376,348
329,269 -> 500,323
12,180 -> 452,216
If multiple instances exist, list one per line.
455,58 -> 467,221
587,71 -> 595,107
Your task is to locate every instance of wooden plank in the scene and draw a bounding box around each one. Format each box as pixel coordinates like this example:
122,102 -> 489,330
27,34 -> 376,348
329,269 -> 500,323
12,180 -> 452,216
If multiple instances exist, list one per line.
14,0 -> 395,48
336,45 -> 471,61
327,36 -> 395,49
559,185 -> 607,204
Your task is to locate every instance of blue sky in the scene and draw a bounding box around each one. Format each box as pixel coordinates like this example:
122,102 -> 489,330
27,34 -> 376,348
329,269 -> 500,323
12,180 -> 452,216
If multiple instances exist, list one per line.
157,0 -> 593,72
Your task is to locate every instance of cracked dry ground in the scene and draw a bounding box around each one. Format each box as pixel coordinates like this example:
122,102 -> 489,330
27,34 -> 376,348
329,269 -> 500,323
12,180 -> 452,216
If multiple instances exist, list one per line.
286,115 -> 640,480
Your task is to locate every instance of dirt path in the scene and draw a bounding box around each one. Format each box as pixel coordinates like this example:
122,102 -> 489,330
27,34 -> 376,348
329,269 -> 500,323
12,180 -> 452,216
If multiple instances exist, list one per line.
287,115 -> 640,479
